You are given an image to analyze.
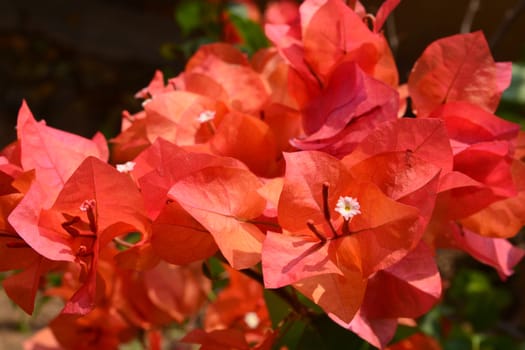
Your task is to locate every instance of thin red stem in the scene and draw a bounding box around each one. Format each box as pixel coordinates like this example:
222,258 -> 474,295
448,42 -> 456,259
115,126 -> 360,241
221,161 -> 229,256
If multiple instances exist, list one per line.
321,182 -> 339,238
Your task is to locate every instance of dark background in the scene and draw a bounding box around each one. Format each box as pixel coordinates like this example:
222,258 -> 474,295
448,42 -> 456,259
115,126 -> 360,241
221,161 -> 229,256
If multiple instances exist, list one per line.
1,0 -> 525,146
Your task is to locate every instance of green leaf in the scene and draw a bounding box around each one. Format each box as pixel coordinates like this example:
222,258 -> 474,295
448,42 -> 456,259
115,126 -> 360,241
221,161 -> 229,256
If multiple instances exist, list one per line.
448,269 -> 511,331
275,318 -> 309,349
263,289 -> 292,328
175,1 -> 208,35
501,63 -> 525,105
225,5 -> 268,56
299,314 -> 369,350
391,324 -> 420,344
498,62 -> 525,129
443,324 -> 474,350
479,334 -> 518,350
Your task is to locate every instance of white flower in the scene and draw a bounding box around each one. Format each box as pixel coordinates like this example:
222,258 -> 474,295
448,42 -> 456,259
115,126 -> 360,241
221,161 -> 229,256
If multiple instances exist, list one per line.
141,98 -> 152,108
116,161 -> 136,173
80,199 -> 96,212
243,312 -> 260,329
197,110 -> 216,123
335,196 -> 361,221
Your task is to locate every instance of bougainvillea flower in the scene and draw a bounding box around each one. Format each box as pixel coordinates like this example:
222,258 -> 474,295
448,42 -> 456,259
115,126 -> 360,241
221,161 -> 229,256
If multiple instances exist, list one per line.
293,61 -> 367,137
269,6 -> 399,156
342,118 -> 448,251
251,48 -> 298,109
115,260 -> 211,329
460,160 -> 525,238
2,0 -> 525,348
41,247 -> 165,348
428,102 -> 520,154
205,265 -> 272,346
451,223 -> 524,280
373,0 -> 401,33
336,242 -> 441,348
409,100 -> 525,275
288,60 -> 399,157
1,250 -> 54,315
141,90 -> 228,146
343,118 -> 453,173
174,43 -> 270,114
3,102 -> 111,313
16,101 -> 108,190
133,138 -> 245,219
49,308 -> 135,350
134,69 -> 174,100
1,225 -> 56,314
264,0 -> 299,26
209,110 -> 282,177
168,165 -> 267,269
261,103 -> 303,153
0,164 -> 54,314
385,332 -> 442,350
423,102 -> 520,219
110,116 -> 151,164
10,157 -> 149,314
182,328 -> 276,350
144,261 -> 211,323
266,0 -> 398,89
264,0 -> 402,157
124,91 -> 283,178
183,329 -> 253,350
262,151 -> 425,323
112,69 -> 231,163
408,31 -> 512,117
9,101 -> 109,241
151,201 -> 218,265
300,0 -> 398,86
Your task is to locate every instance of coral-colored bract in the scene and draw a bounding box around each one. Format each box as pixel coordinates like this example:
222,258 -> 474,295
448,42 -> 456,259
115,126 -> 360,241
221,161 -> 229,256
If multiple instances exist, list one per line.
0,0 -> 522,349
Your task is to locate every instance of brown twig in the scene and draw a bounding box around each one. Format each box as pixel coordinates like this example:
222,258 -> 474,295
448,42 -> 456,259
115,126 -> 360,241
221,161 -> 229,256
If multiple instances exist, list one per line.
489,0 -> 525,50
385,14 -> 399,55
460,0 -> 481,33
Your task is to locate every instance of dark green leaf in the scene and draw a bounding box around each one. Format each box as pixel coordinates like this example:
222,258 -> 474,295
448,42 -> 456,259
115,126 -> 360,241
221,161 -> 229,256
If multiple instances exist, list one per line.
225,5 -> 268,56
298,314 -> 369,350
263,289 -> 292,328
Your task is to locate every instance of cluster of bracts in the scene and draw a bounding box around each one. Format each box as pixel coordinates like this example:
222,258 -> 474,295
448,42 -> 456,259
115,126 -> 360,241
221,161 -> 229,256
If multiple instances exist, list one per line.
1,0 -> 524,349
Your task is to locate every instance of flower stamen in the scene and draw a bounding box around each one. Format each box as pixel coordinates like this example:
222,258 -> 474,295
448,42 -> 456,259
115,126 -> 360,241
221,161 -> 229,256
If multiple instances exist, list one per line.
116,161 -> 136,173
322,182 -> 339,238
197,110 -> 216,134
306,220 -> 326,242
80,199 -> 98,233
197,110 -> 216,123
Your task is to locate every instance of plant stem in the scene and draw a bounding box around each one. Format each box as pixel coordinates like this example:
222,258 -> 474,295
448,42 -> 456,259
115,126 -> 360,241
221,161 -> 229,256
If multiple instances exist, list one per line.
489,0 -> 525,50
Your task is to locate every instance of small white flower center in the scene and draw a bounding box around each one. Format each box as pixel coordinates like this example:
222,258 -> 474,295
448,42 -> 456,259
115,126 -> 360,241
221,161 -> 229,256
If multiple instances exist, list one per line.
335,196 -> 361,221
243,312 -> 260,329
116,161 -> 136,173
80,199 -> 96,212
141,98 -> 152,107
197,110 -> 216,124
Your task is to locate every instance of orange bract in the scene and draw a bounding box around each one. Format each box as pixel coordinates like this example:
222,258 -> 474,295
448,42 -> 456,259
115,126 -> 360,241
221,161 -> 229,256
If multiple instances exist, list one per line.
409,31 -> 511,117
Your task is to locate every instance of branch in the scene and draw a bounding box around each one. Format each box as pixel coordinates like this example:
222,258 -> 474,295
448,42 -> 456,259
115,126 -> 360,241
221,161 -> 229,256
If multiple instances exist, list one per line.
385,14 -> 399,55
489,0 -> 525,50
460,0 -> 481,33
